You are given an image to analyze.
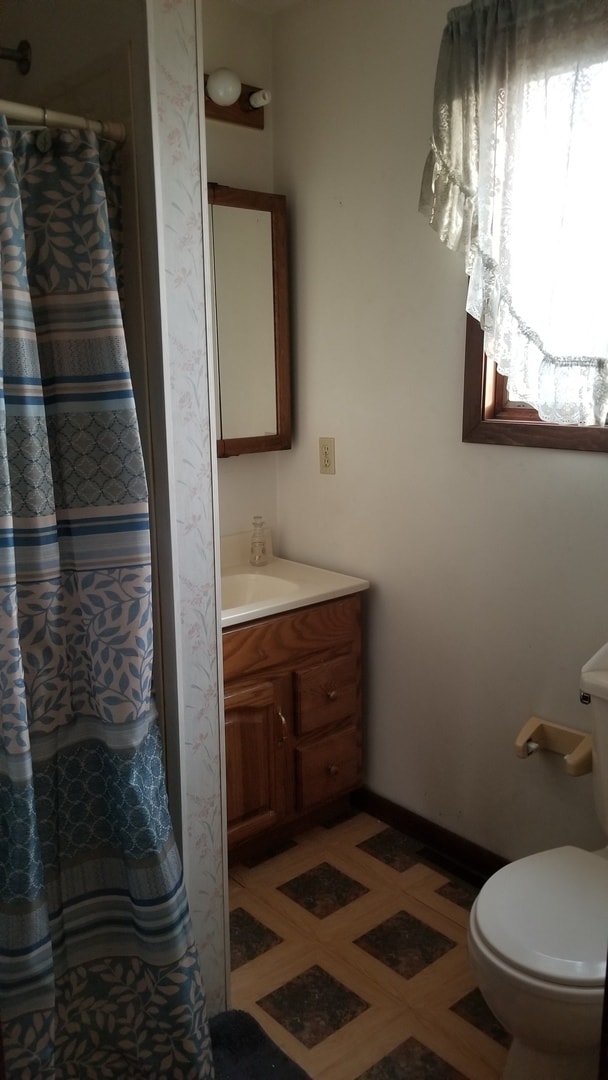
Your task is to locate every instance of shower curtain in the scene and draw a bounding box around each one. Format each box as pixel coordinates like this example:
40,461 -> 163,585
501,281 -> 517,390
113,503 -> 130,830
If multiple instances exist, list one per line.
0,117 -> 214,1079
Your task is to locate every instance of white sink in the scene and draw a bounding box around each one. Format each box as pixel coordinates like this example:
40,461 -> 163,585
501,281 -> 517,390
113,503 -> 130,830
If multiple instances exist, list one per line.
221,571 -> 299,608
220,556 -> 369,627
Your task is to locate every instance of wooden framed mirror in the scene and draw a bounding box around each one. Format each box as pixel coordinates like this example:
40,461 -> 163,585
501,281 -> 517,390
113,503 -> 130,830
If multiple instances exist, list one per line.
208,184 -> 292,457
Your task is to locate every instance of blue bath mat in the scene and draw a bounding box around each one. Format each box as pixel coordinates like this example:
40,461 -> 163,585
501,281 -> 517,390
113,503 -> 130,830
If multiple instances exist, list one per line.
209,1009 -> 311,1080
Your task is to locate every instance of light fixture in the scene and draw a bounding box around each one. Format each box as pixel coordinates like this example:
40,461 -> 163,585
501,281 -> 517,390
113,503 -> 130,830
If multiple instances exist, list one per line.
204,69 -> 272,129
206,68 -> 242,107
249,89 -> 272,109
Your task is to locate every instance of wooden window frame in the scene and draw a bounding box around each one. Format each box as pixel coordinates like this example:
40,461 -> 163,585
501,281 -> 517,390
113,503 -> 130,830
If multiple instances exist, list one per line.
462,315 -> 608,453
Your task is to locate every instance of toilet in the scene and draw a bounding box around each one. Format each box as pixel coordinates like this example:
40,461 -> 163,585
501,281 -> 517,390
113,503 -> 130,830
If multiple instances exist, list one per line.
467,643 -> 608,1080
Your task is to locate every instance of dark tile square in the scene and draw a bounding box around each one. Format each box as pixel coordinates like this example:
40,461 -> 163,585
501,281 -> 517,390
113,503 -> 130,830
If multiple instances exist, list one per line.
357,827 -> 423,872
356,1036 -> 467,1079
354,910 -> 456,979
356,827 -> 486,903
277,861 -> 369,918
451,988 -> 511,1048
436,877 -> 478,911
229,907 -> 283,970
257,964 -> 369,1048
360,831 -> 479,909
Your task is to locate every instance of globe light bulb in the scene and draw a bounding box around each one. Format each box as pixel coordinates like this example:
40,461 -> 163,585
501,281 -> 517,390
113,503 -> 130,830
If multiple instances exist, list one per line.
206,69 -> 242,107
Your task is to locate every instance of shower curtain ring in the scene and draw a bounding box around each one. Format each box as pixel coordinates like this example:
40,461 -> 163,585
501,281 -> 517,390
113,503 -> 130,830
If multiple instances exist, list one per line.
36,110 -> 53,152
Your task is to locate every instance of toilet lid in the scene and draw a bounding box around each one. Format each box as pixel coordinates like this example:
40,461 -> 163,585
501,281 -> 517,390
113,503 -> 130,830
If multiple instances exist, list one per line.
474,846 -> 608,986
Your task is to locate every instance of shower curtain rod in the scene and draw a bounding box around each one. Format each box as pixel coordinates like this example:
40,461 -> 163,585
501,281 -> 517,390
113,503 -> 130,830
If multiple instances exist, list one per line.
0,97 -> 126,144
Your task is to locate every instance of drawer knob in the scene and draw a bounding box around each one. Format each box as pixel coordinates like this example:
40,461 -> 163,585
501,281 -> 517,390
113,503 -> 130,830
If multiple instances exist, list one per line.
327,764 -> 339,776
326,688 -> 337,701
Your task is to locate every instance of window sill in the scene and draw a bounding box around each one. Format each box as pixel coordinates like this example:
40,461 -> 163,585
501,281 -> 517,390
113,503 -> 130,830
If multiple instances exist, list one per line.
463,315 -> 608,454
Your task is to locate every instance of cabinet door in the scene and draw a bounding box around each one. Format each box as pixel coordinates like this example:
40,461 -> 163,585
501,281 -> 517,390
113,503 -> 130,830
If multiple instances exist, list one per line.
224,676 -> 291,848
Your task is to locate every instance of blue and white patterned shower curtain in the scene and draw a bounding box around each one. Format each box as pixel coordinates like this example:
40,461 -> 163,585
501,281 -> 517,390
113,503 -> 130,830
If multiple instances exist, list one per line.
0,117 -> 214,1079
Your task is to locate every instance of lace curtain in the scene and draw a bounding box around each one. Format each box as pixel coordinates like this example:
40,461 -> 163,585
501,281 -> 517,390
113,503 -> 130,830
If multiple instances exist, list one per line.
419,0 -> 608,425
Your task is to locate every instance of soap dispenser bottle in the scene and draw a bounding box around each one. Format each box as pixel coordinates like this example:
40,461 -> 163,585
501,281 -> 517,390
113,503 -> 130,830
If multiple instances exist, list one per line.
250,515 -> 267,567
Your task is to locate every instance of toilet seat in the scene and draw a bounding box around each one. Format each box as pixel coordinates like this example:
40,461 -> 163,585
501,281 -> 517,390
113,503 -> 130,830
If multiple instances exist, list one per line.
473,846 -> 608,987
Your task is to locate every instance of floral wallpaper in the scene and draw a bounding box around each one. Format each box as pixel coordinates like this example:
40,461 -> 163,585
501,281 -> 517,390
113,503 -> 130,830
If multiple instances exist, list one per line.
147,0 -> 227,1014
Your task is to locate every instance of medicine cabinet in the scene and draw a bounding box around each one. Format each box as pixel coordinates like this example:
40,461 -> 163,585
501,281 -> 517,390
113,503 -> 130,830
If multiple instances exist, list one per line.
208,183 -> 292,457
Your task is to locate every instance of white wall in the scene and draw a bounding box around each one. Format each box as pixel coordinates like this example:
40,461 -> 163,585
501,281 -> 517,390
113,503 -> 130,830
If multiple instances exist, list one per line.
202,0 -> 608,862
202,0 -> 285,539
271,0 -> 608,860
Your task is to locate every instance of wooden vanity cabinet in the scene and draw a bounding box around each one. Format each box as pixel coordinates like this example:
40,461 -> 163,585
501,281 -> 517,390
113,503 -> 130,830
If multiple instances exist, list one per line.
222,594 -> 363,852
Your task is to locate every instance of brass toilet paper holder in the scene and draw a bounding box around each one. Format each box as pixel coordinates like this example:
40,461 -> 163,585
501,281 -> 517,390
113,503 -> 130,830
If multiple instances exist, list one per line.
515,717 -> 592,777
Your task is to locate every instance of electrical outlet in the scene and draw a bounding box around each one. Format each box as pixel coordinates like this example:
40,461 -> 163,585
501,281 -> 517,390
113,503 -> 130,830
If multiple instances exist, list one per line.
319,436 -> 336,475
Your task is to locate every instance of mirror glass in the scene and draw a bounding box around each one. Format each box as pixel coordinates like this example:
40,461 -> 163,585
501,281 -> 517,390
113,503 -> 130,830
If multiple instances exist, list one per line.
208,184 -> 291,457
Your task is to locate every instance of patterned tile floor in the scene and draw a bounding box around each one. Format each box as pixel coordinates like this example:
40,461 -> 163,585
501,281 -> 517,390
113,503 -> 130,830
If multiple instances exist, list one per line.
229,812 -> 510,1079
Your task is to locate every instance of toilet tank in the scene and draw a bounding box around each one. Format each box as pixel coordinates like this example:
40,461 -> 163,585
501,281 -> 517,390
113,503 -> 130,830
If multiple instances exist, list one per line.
580,642 -> 608,836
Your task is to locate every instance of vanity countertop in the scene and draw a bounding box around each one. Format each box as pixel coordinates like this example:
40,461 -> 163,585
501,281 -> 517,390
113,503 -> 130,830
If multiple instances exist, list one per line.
220,556 -> 369,628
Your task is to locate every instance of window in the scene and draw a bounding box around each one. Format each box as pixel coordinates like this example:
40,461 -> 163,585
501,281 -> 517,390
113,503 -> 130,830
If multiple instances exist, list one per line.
420,0 -> 608,437
463,315 -> 608,453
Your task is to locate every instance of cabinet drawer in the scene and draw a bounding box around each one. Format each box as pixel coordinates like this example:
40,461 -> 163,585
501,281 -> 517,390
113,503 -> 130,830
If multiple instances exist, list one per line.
296,727 -> 361,810
222,594 -> 361,681
296,655 -> 358,735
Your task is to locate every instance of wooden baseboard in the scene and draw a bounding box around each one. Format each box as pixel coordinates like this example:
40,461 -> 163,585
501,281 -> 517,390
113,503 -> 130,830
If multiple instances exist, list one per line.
227,788 -> 507,886
352,788 -> 507,887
